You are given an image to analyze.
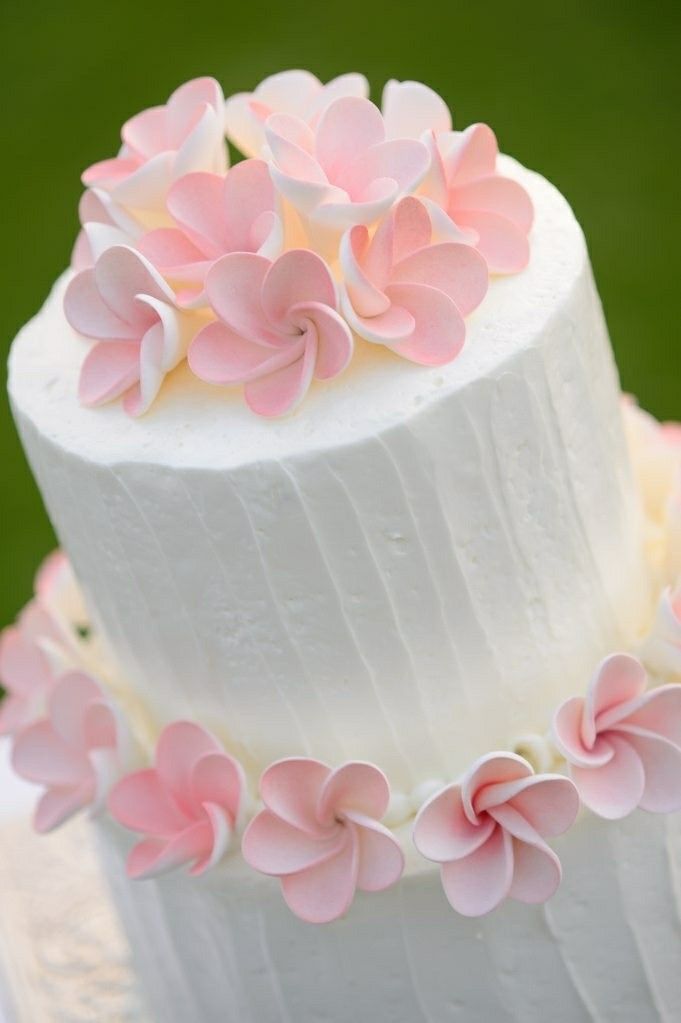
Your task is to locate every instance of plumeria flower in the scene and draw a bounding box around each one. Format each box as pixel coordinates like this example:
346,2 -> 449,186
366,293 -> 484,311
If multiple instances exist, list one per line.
381,78 -> 453,140
340,196 -> 488,365
242,758 -> 404,924
264,96 -> 431,232
64,245 -> 197,417
72,188 -> 141,271
552,653 -> 681,819
11,672 -> 124,833
0,625 -> 56,737
224,69 -> 368,158
82,78 -> 227,228
188,248 -> 353,417
108,722 -> 245,879
413,752 -> 579,917
138,159 -> 282,306
639,586 -> 681,681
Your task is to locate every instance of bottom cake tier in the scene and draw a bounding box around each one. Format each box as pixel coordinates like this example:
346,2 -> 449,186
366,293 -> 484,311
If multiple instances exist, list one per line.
98,809 -> 681,1023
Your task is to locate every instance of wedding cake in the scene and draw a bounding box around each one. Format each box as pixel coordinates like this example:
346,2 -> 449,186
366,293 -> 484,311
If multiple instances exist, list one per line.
4,71 -> 681,1021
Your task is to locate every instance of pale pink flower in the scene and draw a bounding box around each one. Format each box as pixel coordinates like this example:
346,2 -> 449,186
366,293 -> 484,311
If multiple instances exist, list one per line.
189,248 -> 353,417
639,587 -> 681,682
264,96 -> 430,232
242,758 -> 404,924
340,195 -> 488,365
82,78 -> 227,227
552,653 -> 681,819
413,752 -> 578,917
138,159 -> 282,306
11,672 -> 123,833
72,188 -> 141,271
108,722 -> 245,879
0,627 -> 55,737
224,70 -> 368,158
381,78 -> 453,140
64,245 -> 196,417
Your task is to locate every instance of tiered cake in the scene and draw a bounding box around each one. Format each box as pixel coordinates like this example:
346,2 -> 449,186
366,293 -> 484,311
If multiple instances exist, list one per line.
4,72 -> 681,1021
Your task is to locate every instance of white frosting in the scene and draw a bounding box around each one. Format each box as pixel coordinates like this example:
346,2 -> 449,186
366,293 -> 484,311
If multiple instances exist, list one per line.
8,156 -> 652,790
96,809 -> 681,1022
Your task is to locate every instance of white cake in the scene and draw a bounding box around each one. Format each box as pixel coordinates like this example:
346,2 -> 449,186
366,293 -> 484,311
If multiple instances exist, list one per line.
4,73 -> 681,1020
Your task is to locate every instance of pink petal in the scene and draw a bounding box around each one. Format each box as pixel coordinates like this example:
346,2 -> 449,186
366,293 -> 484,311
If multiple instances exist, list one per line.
242,809 -> 345,875
166,77 -> 223,148
94,246 -> 174,328
552,695 -> 613,768
570,733 -> 645,819
244,344 -> 316,417
111,151 -> 174,210
413,783 -> 495,862
193,802 -> 232,874
259,758 -> 331,836
47,671 -> 101,746
343,138 -> 430,200
507,776 -> 579,837
108,768 -> 190,834
122,299 -> 183,418
383,282 -> 466,365
382,80 -> 452,140
344,301 -> 415,346
291,303 -> 352,379
461,752 -> 532,824
583,654 -> 647,747
391,241 -> 488,317
205,253 -> 281,344
354,818 -> 404,891
222,159 -> 277,251
0,695 -> 35,736
64,270 -> 137,340
508,838 -> 562,904
166,172 -> 225,256
315,97 -> 385,181
609,684 -> 681,746
189,322 -> 298,385
340,226 -> 391,317
389,197 -> 432,263
12,721 -> 89,787
451,175 -> 533,232
262,250 -> 336,330
79,341 -> 141,407
614,727 -> 681,813
35,783 -> 93,834
0,628 -> 52,697
266,114 -> 324,178
452,210 -> 530,274
440,825 -> 514,917
191,751 -> 244,819
281,829 -> 359,923
257,70 -> 322,119
126,820 -> 213,880
307,73 -> 369,125
447,123 -> 498,185
82,156 -> 141,189
318,761 -> 390,823
122,105 -> 167,160
155,721 -> 221,815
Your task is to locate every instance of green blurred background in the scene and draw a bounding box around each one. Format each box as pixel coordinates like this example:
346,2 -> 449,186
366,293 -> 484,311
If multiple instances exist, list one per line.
1,0 -> 679,626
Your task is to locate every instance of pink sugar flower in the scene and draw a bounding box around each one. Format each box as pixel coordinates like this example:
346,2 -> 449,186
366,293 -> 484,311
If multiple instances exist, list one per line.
264,96 -> 430,232
340,195 -> 488,365
224,69 -> 368,158
242,758 -> 404,924
381,78 -> 453,140
552,653 -> 681,819
64,245 -> 196,417
82,78 -> 226,226
138,159 -> 282,307
413,752 -> 579,917
0,626 -> 55,737
640,587 -> 681,682
108,721 -> 245,880
11,672 -> 123,833
188,248 -> 353,417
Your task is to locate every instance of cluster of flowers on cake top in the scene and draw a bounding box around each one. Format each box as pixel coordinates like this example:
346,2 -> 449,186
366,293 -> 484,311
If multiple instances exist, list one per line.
63,72 -> 533,418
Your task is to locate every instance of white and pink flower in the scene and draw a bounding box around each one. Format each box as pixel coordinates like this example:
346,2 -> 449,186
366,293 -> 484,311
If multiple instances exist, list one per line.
65,245 -> 196,416
639,587 -> 681,682
11,671 -> 124,833
188,248 -> 353,417
82,77 -> 226,227
224,70 -> 369,159
413,752 -> 579,917
138,159 -> 282,306
242,758 -> 404,923
552,653 -> 681,819
108,721 -> 245,879
265,96 -> 430,232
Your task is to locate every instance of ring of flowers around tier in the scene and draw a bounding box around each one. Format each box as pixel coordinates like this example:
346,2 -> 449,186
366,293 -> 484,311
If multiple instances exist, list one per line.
64,72 -> 534,419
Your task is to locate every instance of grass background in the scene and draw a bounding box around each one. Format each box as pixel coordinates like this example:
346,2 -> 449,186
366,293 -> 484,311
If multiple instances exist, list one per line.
1,0 -> 679,626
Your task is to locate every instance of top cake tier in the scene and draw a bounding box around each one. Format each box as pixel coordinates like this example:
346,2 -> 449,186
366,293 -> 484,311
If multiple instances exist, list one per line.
9,157 -> 652,791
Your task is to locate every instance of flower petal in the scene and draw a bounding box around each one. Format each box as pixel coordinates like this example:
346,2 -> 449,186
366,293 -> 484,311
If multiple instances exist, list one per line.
165,172 -> 226,256
191,751 -> 244,820
460,752 -> 532,824
391,241 -> 488,317
94,246 -> 175,326
507,776 -> 579,837
242,809 -> 345,875
155,721 -> 221,815
222,159 -> 277,252
318,761 -> 390,823
262,249 -> 337,329
64,270 -> 138,341
413,783 -> 495,862
0,628 -> 52,697
108,767 -> 190,834
343,139 -> 430,200
451,175 -> 533,232
584,653 -> 647,746
281,829 -> 359,923
383,282 -> 466,365
340,225 -> 391,317
244,344 -> 316,417
570,733 -> 645,819
446,123 -> 498,185
315,97 -> 385,181
259,757 -> 331,836
508,838 -> 562,904
12,720 -> 89,787
354,818 -> 404,891
614,727 -> 681,813
189,322 -> 297,386
126,820 -> 213,880
382,80 -> 452,140
607,684 -> 681,746
453,210 -> 530,274
35,784 -> 93,834
79,341 -> 141,408
205,252 -> 281,344
292,303 -> 353,380
440,825 -> 513,917
47,671 -> 101,746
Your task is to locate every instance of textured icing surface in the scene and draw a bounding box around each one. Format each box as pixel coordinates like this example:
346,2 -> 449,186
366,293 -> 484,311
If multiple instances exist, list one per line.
98,809 -> 681,1022
9,157 -> 651,789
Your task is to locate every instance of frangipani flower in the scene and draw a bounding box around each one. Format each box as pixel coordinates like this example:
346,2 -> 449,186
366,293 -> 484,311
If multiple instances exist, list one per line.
64,245 -> 197,417
639,587 -> 681,681
82,77 -> 227,228
12,672 -> 123,833
413,752 -> 579,917
72,188 -> 141,271
552,653 -> 681,819
0,626 -> 55,737
108,721 -> 245,879
242,758 -> 404,924
340,196 -> 488,365
188,249 -> 353,417
138,159 -> 282,306
265,96 -> 430,232
381,78 -> 453,139
224,69 -> 369,158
